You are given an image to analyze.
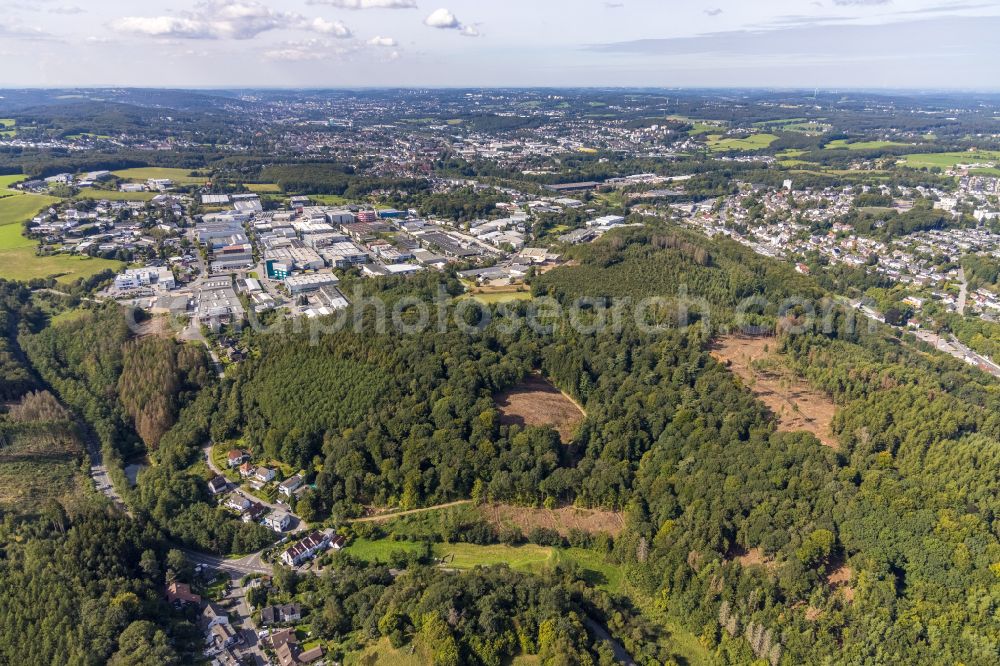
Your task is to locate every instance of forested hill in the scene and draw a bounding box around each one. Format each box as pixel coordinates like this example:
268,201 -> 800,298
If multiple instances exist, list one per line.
4,222 -> 1000,664
188,224 -> 1000,663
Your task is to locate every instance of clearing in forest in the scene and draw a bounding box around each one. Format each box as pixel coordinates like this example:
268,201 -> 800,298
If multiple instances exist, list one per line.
495,375 -> 585,443
480,502 -> 624,537
827,564 -> 855,602
727,545 -> 778,571
709,335 -> 839,449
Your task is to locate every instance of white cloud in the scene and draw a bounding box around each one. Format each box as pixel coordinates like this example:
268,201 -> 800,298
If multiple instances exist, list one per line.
308,0 -> 417,8
307,17 -> 352,38
424,7 -> 481,35
111,0 -> 352,40
264,47 -> 328,61
424,8 -> 461,29
368,35 -> 398,47
49,5 -> 85,14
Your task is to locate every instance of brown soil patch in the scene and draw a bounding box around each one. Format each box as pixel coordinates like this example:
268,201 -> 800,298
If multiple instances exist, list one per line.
481,502 -> 624,537
134,315 -> 173,338
495,375 -> 585,443
827,564 -> 855,602
727,545 -> 778,571
709,335 -> 839,449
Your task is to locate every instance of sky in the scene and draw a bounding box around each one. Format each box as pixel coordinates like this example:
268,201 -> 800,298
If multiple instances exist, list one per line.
1,0 -> 999,89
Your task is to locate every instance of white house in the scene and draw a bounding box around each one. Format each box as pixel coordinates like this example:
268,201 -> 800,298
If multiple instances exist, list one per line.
264,511 -> 293,532
254,467 -> 277,483
278,474 -> 303,497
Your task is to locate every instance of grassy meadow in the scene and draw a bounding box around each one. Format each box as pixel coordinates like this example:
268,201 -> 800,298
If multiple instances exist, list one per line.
112,167 -> 209,185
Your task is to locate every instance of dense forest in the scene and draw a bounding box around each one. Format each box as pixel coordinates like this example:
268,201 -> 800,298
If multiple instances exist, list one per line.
18,306 -> 273,554
0,509 -> 197,665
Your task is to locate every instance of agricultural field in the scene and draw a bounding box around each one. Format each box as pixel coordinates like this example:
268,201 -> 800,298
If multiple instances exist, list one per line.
669,115 -> 726,135
902,150 -> 1000,169
0,174 -> 25,196
756,118 -> 832,134
0,193 -> 122,282
343,536 -> 628,595
0,193 -> 60,227
244,183 -> 281,193
460,281 -> 533,305
0,119 -> 15,138
309,193 -> 353,205
705,133 -> 779,152
494,375 -> 586,443
111,167 -> 209,185
73,189 -> 156,201
825,139 -> 912,151
709,335 -> 838,448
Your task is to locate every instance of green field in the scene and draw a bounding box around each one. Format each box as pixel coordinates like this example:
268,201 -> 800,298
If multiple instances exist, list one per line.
0,194 -> 61,229
344,538 -> 625,593
0,193 -> 122,283
342,537 -> 427,563
245,183 -> 281,193
706,133 -> 778,152
345,637 -> 430,666
902,150 -> 1000,169
111,167 -> 209,185
0,119 -> 15,138
825,139 -> 912,151
0,174 -> 25,194
309,194 -> 352,205
756,118 -> 831,134
73,189 -> 157,201
468,291 -> 533,305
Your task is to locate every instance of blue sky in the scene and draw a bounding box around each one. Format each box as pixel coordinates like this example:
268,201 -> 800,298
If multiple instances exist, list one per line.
0,0 -> 998,88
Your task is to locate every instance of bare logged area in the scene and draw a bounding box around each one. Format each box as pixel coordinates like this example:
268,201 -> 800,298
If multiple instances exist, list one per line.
828,565 -> 855,602
495,375 -> 585,443
710,335 -> 839,449
727,545 -> 778,571
481,503 -> 624,537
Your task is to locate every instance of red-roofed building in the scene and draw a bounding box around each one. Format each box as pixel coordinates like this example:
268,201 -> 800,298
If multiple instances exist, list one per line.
166,581 -> 201,606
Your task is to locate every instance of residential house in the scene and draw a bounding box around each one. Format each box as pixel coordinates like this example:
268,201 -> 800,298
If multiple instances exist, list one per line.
226,450 -> 249,468
166,582 -> 201,607
254,467 -> 277,484
210,622 -> 239,649
207,475 -> 229,495
225,495 -> 251,514
239,462 -> 256,478
278,474 -> 303,497
201,602 -> 229,631
280,529 -> 339,567
264,511 -> 292,532
242,502 -> 268,524
260,603 -> 302,625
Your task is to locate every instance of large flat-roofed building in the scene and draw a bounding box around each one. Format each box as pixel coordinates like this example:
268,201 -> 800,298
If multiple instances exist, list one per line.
267,245 -> 325,271
543,181 -> 602,193
285,273 -> 339,295
320,241 -> 369,268
318,284 -> 350,310
195,278 -> 245,329
114,266 -> 175,291
416,230 -> 480,258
